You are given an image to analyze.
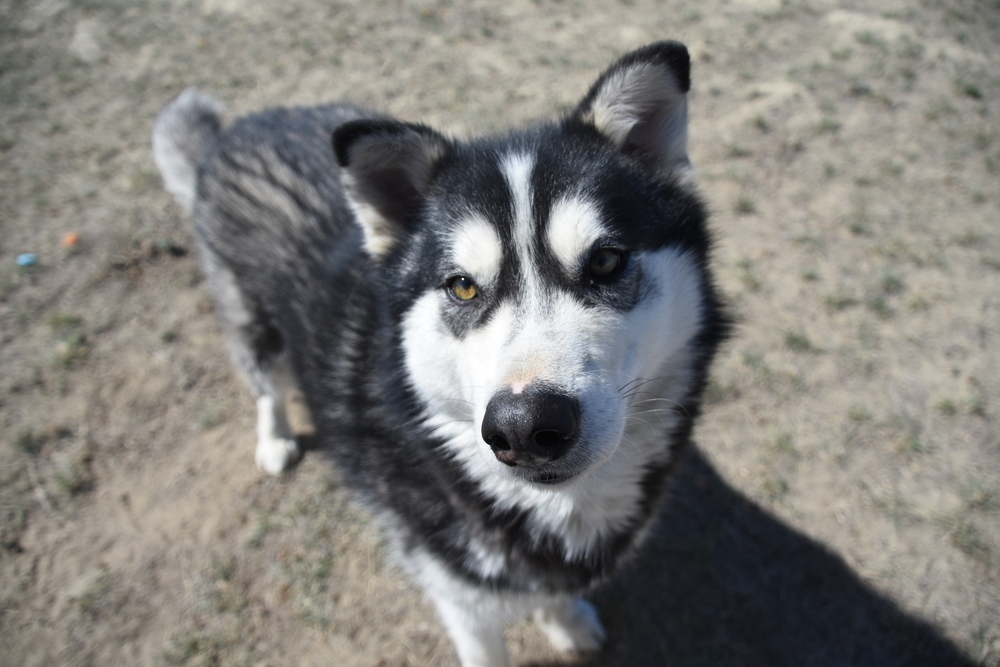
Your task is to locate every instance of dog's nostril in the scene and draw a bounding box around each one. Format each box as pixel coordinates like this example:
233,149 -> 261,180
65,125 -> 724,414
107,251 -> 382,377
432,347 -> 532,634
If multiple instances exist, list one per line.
485,433 -> 517,465
533,429 -> 571,450
530,398 -> 578,455
486,435 -> 511,452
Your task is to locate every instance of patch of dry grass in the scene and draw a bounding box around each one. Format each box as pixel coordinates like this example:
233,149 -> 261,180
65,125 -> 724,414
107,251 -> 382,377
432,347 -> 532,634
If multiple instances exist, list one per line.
0,0 -> 997,665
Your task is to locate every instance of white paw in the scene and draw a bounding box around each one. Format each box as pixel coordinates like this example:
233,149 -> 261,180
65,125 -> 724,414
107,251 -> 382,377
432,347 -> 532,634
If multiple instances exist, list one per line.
533,598 -> 606,654
255,434 -> 300,475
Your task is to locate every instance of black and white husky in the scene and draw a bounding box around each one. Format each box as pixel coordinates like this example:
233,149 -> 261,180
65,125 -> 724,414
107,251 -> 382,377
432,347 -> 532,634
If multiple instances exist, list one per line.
153,42 -> 727,666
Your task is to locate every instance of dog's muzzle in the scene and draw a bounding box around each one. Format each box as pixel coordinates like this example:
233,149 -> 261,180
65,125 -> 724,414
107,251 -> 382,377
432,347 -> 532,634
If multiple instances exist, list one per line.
481,386 -> 580,468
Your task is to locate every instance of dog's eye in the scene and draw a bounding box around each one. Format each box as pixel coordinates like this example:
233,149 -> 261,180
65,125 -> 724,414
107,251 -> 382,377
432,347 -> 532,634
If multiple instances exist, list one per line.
588,248 -> 624,279
447,276 -> 478,302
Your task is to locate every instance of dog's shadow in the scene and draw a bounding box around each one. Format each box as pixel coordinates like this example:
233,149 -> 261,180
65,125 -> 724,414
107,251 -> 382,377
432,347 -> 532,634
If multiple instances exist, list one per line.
531,446 -> 976,667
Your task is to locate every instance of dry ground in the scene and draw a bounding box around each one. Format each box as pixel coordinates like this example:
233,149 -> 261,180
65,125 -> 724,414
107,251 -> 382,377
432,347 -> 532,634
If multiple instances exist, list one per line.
1,0 -> 998,665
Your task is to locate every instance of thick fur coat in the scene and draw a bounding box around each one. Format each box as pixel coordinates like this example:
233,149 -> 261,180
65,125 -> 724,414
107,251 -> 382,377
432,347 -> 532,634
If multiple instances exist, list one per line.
153,41 -> 727,666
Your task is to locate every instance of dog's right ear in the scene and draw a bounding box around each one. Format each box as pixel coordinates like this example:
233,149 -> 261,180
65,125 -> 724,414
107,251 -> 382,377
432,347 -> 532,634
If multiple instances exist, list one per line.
333,120 -> 451,257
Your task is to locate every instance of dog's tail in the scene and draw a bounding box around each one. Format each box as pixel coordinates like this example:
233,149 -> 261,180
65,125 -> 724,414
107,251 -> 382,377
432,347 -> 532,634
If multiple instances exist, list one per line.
152,88 -> 225,215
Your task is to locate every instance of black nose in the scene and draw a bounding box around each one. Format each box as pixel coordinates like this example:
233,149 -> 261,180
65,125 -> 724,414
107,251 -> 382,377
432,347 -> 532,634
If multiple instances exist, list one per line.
481,387 -> 580,467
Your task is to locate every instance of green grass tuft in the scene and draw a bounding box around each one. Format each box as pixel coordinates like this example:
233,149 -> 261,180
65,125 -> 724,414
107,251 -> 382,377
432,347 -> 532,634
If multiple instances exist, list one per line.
848,405 -> 873,423
14,429 -> 44,455
735,257 -> 762,291
735,195 -> 757,215
959,81 -> 983,100
936,399 -> 959,416
948,518 -> 992,561
784,330 -> 815,352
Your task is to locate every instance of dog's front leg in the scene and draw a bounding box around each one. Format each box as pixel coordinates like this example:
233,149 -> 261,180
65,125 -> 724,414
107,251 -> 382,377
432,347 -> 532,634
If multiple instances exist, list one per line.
254,393 -> 300,474
533,596 -> 606,655
430,593 -> 509,667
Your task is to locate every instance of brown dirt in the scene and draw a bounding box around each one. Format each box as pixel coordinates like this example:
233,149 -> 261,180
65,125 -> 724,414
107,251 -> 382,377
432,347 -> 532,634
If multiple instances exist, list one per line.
1,0 -> 998,665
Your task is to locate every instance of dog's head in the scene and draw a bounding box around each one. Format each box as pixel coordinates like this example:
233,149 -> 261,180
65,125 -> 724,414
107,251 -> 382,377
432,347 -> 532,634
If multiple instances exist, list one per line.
334,42 -> 721,495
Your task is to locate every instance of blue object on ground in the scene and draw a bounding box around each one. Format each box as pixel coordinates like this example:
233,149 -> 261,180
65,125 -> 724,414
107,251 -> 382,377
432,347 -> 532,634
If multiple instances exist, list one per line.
16,253 -> 38,267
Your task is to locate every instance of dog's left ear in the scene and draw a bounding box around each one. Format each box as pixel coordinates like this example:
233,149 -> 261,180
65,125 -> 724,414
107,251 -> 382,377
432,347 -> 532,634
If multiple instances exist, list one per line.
572,41 -> 692,180
333,119 -> 451,257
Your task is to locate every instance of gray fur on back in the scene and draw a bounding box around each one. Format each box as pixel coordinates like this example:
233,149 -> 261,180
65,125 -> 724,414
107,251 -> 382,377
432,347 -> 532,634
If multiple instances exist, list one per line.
152,88 -> 225,214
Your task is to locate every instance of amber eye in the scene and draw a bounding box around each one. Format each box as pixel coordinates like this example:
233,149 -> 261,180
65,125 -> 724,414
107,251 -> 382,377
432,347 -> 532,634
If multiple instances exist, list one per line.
588,248 -> 623,278
447,276 -> 478,302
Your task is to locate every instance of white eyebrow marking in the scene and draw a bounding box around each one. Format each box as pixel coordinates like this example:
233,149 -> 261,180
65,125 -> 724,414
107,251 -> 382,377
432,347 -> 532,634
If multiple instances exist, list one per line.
500,152 -> 536,269
546,196 -> 606,275
450,215 -> 503,285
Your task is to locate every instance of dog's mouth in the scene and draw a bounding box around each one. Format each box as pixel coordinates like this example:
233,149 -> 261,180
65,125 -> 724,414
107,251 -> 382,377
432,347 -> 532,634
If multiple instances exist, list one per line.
525,470 -> 578,486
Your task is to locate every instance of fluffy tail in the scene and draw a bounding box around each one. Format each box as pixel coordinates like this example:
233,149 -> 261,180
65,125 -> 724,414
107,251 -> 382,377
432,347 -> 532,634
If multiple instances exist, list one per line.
152,88 -> 225,215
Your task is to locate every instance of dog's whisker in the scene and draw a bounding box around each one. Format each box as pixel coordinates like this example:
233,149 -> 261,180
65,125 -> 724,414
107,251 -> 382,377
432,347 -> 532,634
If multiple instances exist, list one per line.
628,407 -> 686,423
627,411 -> 675,428
619,377 -> 667,394
628,397 -> 686,410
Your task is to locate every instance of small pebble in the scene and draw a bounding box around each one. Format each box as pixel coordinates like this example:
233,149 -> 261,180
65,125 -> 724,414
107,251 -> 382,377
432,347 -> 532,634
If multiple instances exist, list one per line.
16,253 -> 37,267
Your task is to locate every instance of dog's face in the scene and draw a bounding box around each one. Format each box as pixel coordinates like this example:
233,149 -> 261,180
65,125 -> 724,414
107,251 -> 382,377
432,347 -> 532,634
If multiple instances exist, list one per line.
334,43 -> 716,499
395,139 -> 711,490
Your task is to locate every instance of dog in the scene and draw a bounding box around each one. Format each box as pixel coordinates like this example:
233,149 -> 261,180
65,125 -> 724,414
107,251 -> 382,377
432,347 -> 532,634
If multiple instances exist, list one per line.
153,41 -> 727,666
